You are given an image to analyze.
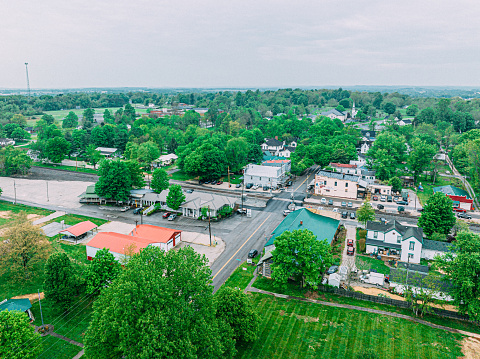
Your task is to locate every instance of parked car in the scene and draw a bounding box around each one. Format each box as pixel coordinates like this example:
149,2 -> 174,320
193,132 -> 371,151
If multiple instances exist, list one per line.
283,209 -> 292,216
120,206 -> 130,212
246,183 -> 253,189
380,195 -> 386,202
360,272 -> 385,286
341,211 -> 348,218
236,183 -> 242,188
350,212 -> 356,219
347,246 -> 355,256
185,189 -> 194,193
393,196 -> 400,202
248,249 -> 258,258
397,200 -> 408,205
321,198 -> 327,204
237,208 -> 247,214
347,239 -> 354,247
162,211 -> 171,218
377,204 -> 384,209
341,201 -> 347,207
286,181 -> 293,186
397,206 -> 405,212
328,199 -> 333,206
263,185 -> 269,191
216,181 -> 223,185
327,265 -> 339,274
347,202 -> 353,208
133,207 -> 143,215
372,195 -> 378,201
453,207 -> 467,213
168,214 -> 177,221
387,196 -> 393,202
252,184 -> 260,190
457,212 -> 472,219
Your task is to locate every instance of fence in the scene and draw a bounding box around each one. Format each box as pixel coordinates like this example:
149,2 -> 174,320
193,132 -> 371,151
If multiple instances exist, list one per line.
316,285 -> 471,322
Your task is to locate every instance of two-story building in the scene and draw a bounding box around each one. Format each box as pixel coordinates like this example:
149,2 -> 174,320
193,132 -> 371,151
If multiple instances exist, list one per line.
244,164 -> 286,187
262,159 -> 291,173
329,162 -> 357,175
358,130 -> 376,155
320,109 -> 348,122
314,170 -> 367,199
365,220 -> 424,264
261,138 -> 297,158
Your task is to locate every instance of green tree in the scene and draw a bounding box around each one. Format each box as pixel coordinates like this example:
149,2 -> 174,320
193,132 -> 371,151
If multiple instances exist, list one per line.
137,141 -> 160,168
151,168 -> 169,194
356,201 -> 376,226
383,102 -> 396,115
214,287 -> 259,343
388,176 -> 403,192
44,252 -> 75,312
42,114 -> 55,125
436,231 -> 480,320
62,111 -> 79,128
367,133 -> 406,180
0,213 -> 51,281
84,246 -> 235,359
406,104 -> 418,116
45,136 -> 70,163
0,146 -> 32,175
11,127 -> 30,141
225,137 -> 249,172
0,310 -> 42,359
85,144 -> 103,169
407,139 -> 437,183
84,248 -> 122,295
95,160 -> 132,202
271,229 -> 333,288
418,192 -> 456,237
125,160 -> 145,188
166,184 -> 186,210
183,143 -> 228,180
10,113 -> 27,126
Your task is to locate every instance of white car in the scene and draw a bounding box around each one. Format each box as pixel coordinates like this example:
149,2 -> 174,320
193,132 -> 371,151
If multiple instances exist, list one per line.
321,198 -> 327,204
380,195 -> 387,202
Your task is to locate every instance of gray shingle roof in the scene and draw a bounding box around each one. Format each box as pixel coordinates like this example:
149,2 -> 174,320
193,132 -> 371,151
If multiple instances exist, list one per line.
316,170 -> 360,183
390,268 -> 452,292
422,239 -> 453,253
366,220 -> 424,243
265,138 -> 283,146
321,109 -> 345,117
366,238 -> 401,250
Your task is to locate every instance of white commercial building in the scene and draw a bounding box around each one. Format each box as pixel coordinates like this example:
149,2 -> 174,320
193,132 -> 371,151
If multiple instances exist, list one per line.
244,164 -> 287,187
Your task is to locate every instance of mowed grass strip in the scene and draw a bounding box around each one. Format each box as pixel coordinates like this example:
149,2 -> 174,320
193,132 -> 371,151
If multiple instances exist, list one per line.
236,293 -> 463,359
37,335 -> 83,359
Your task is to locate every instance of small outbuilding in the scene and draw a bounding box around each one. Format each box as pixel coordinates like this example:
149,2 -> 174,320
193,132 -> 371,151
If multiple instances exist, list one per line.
0,298 -> 35,321
328,273 -> 341,287
59,220 -> 98,243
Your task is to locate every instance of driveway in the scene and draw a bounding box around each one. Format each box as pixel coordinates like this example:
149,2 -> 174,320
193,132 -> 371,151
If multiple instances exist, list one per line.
341,224 -> 357,272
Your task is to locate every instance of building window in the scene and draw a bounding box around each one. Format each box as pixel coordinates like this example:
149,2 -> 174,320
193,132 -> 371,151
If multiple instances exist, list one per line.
409,242 -> 415,251
260,177 -> 262,181
345,182 -> 348,187
408,253 -> 414,260
335,181 -> 337,186
397,236 -> 402,243
373,231 -> 378,239
324,180 -> 327,185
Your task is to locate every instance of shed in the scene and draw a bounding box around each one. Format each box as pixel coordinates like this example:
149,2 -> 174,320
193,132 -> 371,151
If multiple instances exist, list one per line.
338,265 -> 348,281
59,221 -> 98,243
328,273 -> 341,287
0,298 -> 35,321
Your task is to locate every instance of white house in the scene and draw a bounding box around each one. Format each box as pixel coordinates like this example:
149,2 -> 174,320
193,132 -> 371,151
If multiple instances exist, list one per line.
365,220 -> 424,264
358,130 -> 376,155
369,184 -> 392,196
262,159 -> 291,173
153,153 -> 178,167
244,164 -> 286,187
314,170 -> 367,199
397,119 -> 413,126
261,138 -> 297,158
329,162 -> 357,175
320,109 -> 348,122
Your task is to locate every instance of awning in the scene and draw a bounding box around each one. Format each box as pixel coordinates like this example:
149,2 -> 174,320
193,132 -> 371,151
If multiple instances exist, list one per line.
59,221 -> 97,237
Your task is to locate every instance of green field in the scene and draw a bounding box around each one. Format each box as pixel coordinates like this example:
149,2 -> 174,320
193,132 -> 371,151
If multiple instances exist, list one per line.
416,175 -> 465,206
38,335 -> 83,359
33,163 -> 98,174
51,214 -> 108,227
355,255 -> 391,275
236,293 -> 463,359
222,260 -> 258,291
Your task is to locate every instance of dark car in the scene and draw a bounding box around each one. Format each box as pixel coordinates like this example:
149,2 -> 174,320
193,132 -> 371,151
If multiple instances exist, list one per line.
377,204 -> 384,209
372,195 -> 378,201
350,212 -> 356,219
327,265 -> 339,274
397,200 -> 408,206
341,201 -> 347,207
286,181 -> 293,186
347,246 -> 355,256
263,185 -> 269,191
328,199 -> 333,206
387,196 -> 393,202
341,211 -> 348,219
248,249 -> 258,258
457,212 -> 472,219
397,206 -> 405,212
246,183 -> 253,189
133,207 -> 143,215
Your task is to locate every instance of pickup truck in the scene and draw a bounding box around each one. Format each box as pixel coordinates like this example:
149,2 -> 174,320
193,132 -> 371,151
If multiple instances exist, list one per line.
360,272 -> 385,287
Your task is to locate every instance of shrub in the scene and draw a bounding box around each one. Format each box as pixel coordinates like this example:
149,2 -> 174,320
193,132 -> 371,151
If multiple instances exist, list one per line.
358,238 -> 366,252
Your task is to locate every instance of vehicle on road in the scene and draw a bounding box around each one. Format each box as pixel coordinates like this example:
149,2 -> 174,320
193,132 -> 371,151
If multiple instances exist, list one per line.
360,272 -> 385,286
350,212 -> 356,219
347,202 -> 353,208
457,212 -> 472,219
162,212 -> 171,218
237,208 -> 247,214
133,207 -> 143,215
341,211 -> 348,218
246,183 -> 253,189
327,265 -> 339,274
248,249 -> 258,258
168,214 -> 177,221
380,195 -> 386,202
397,200 -> 408,205
236,183 -> 242,188
372,195 -> 378,201
347,239 -> 354,247
120,206 -> 130,212
321,198 -> 327,204
341,201 -> 347,207
328,199 -> 333,205
397,206 -> 405,212
185,189 -> 194,193
216,181 -> 223,185
286,181 -> 293,186
263,185 -> 269,191
283,209 -> 292,216
377,204 -> 384,209
347,246 -> 355,256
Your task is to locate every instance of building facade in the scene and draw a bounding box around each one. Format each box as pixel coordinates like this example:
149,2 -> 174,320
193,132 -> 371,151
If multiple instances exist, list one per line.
314,170 -> 366,199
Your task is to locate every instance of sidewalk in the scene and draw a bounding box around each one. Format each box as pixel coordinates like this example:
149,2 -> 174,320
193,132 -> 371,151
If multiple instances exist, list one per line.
341,225 -> 357,271
32,211 -> 66,225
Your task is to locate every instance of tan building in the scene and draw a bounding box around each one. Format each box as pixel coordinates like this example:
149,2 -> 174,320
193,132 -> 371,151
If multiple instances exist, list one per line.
314,170 -> 367,199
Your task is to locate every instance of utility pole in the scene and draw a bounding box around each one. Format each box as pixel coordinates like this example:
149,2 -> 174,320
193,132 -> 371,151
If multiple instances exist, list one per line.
46,181 -> 49,202
38,290 -> 44,328
13,180 -> 16,204
228,166 -> 231,188
25,63 -> 31,99
241,169 -> 244,214
208,205 -> 212,246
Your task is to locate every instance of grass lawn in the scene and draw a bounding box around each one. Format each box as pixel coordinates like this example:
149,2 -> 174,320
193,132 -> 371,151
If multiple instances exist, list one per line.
330,226 -> 345,266
226,174 -> 243,184
51,214 -> 108,227
32,295 -> 94,344
169,170 -> 195,181
222,259 -> 258,291
416,175 -> 465,206
33,163 -> 98,175
0,200 -> 53,217
355,255 -> 391,275
236,293 -> 463,359
252,276 -> 480,335
38,335 -> 83,359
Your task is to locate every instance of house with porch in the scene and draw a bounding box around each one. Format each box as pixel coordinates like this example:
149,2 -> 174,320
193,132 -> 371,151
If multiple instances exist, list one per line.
365,220 -> 424,264
152,153 -> 178,168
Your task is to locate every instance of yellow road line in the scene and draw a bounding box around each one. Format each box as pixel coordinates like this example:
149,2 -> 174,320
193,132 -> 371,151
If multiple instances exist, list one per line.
294,166 -> 317,192
212,214 -> 272,280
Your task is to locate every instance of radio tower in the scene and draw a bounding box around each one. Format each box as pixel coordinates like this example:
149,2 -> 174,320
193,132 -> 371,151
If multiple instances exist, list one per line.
25,62 -> 31,98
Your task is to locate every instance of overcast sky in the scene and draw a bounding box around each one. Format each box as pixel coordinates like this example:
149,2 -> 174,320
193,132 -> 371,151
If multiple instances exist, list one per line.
1,0 -> 479,88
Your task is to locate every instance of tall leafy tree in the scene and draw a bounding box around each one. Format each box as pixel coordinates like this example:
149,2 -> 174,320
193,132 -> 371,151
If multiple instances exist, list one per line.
0,310 -> 42,359
436,231 -> 480,320
84,246 -> 235,359
151,168 -> 169,194
388,176 -> 403,192
383,102 -> 396,115
44,252 -> 75,312
62,111 -> 79,128
0,146 -> 32,175
356,201 -> 376,226
84,248 -> 122,295
225,137 -> 249,172
125,160 -> 145,188
85,144 -> 103,169
418,192 -> 456,237
271,229 -> 333,288
408,139 -> 437,183
166,184 -> 186,210
42,114 -> 55,125
95,160 -> 132,202
45,136 -> 70,163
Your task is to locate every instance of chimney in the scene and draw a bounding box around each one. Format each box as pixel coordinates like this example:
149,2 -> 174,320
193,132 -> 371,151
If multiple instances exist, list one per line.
275,136 -> 278,140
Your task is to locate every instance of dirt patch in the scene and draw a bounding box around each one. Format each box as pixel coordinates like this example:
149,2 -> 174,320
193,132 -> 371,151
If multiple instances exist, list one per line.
0,211 -> 11,218
461,337 -> 480,359
279,310 -> 285,316
27,214 -> 42,221
12,292 -> 44,302
294,314 -> 319,323
305,291 -> 320,300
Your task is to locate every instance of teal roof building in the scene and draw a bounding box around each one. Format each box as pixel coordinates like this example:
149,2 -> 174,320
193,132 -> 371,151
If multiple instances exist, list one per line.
265,208 -> 340,249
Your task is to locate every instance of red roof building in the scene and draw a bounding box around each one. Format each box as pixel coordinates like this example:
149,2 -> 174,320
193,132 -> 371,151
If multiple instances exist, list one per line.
59,221 -> 98,242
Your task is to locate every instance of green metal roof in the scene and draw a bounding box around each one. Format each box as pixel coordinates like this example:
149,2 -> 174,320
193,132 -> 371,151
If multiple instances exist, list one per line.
433,185 -> 471,199
265,208 -> 340,248
0,299 -> 32,313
